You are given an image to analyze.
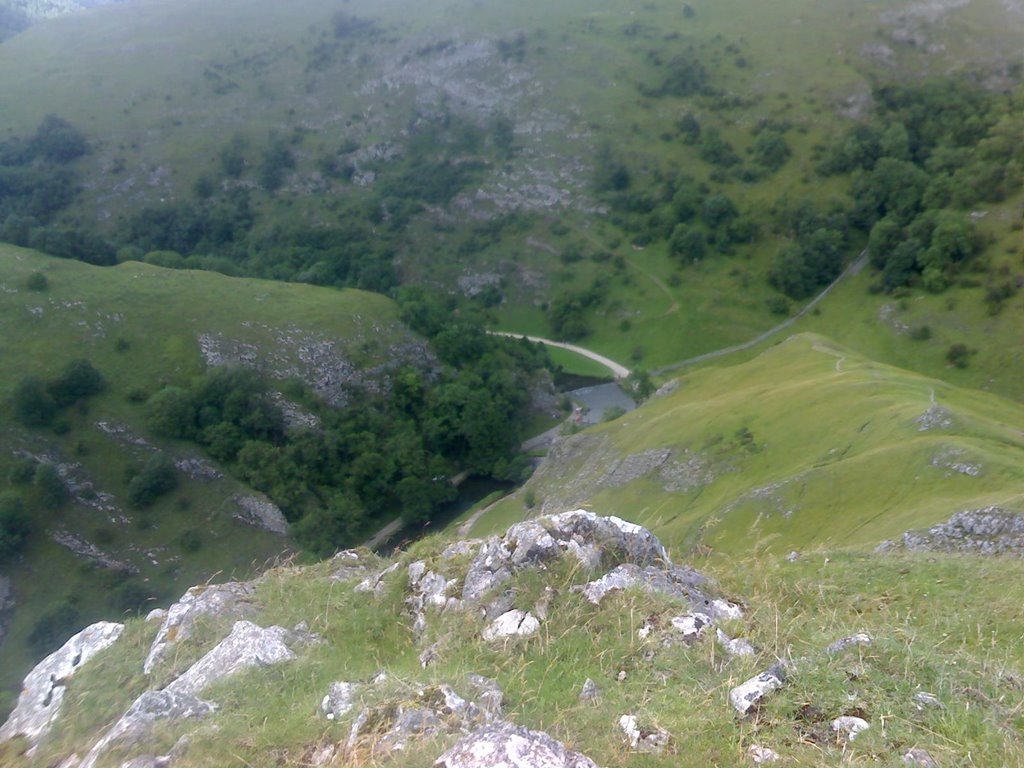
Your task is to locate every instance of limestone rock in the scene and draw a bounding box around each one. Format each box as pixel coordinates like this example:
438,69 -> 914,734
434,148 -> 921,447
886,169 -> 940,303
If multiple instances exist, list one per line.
831,716 -> 870,740
328,550 -> 373,582
670,612 -> 712,643
355,562 -> 401,596
434,721 -> 599,768
618,714 -> 670,753
82,621 -> 307,768
144,581 -> 256,674
716,629 -> 756,657
903,747 -> 938,766
231,494 -> 289,535
579,678 -> 601,703
0,621 -> 125,751
119,756 -> 171,768
748,744 -> 780,764
578,563 -> 709,607
347,684 -> 490,757
482,610 -> 540,642
825,633 -> 872,654
912,692 -> 943,710
463,510 -> 669,604
465,674 -> 504,718
898,507 -> 1024,556
729,665 -> 787,715
322,682 -> 360,720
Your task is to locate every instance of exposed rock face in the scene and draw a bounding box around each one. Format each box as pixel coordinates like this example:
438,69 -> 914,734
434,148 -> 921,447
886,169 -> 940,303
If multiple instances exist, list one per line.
434,722 -> 600,768
143,581 -> 256,674
347,684 -> 493,757
0,621 -> 125,751
82,621 -> 310,768
891,507 -> 1024,556
462,510 -> 669,604
322,682 -> 360,720
729,665 -> 787,715
578,563 -> 711,608
231,494 -> 288,535
52,529 -> 138,574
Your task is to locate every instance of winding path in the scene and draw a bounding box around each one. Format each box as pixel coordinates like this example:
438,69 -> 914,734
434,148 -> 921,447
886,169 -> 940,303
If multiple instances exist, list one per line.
489,332 -> 632,379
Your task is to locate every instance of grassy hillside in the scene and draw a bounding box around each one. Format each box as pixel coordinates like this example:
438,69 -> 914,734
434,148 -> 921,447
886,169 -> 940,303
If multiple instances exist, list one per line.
0,0 -> 1021,386
473,334 -> 1024,553
9,527 -> 1024,767
0,245 -> 422,713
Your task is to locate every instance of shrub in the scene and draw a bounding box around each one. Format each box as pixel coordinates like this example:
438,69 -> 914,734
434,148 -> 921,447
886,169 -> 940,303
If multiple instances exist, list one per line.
25,271 -> 48,291
945,343 -> 972,369
0,492 -> 31,562
13,376 -> 56,427
146,387 -> 197,439
127,453 -> 179,509
33,463 -> 67,510
47,358 -> 105,407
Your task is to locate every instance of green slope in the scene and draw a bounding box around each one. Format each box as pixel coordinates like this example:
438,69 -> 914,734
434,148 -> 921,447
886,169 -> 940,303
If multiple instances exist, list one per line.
474,333 -> 1024,553
0,245 -> 420,713
0,0 -> 1021,385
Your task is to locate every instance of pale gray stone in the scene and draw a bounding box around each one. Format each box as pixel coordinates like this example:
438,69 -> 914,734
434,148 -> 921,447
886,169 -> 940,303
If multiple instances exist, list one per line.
748,744 -> 780,764
578,563 -> 709,607
579,678 -> 601,703
465,674 -> 504,718
355,562 -> 401,595
903,747 -> 938,767
716,629 -> 757,657
913,692 -> 944,710
670,612 -> 711,643
435,722 -> 599,768
729,665 -> 787,714
618,714 -> 670,753
482,610 -> 540,642
321,682 -> 360,720
825,633 -> 872,654
831,716 -> 870,740
0,622 -> 124,752
143,581 -> 256,674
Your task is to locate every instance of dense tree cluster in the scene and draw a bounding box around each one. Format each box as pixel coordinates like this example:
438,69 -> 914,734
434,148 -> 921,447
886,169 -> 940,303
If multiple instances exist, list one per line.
815,77 -> 1010,292
143,297 -> 547,555
12,358 -> 105,429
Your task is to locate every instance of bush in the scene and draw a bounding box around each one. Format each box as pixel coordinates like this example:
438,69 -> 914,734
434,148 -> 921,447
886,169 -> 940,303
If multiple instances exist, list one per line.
945,343 -> 972,369
127,453 -> 179,509
34,463 -> 67,510
146,387 -> 197,439
25,271 -> 48,291
13,376 -> 57,427
0,492 -> 31,562
48,358 -> 105,407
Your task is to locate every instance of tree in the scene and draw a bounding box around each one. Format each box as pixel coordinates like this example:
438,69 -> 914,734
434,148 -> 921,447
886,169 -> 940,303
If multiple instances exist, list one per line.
146,387 -> 197,439
13,376 -> 56,427
699,193 -> 739,229
292,493 -> 367,558
127,453 -> 179,508
29,115 -> 88,164
0,492 -> 31,562
34,463 -> 67,510
669,226 -> 706,262
48,358 -> 104,407
752,131 -> 791,171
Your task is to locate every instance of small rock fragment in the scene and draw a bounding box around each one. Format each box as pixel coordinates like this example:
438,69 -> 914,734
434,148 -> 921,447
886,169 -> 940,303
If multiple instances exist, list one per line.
785,551 -> 800,563
903,747 -> 938,767
913,691 -> 943,710
321,682 -> 359,720
825,633 -> 872,654
717,629 -> 756,657
482,610 -> 540,642
670,613 -> 712,642
831,716 -> 870,740
618,714 -> 670,753
729,665 -> 786,715
435,721 -> 599,768
748,744 -> 780,764
579,678 -> 601,703
419,642 -> 441,669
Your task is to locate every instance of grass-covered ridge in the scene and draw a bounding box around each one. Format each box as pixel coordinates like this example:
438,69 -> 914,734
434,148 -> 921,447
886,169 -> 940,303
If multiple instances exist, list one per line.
0,245 -> 420,714
11,529 -> 1024,766
475,334 -> 1024,553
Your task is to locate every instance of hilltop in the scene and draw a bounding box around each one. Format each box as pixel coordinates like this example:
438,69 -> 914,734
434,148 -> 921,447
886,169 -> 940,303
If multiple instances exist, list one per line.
472,334 -> 1024,554
1,510 -> 1022,767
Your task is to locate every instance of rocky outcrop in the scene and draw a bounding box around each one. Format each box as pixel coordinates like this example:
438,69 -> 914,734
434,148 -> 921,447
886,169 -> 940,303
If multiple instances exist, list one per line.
577,563 -> 713,609
461,510 -> 669,604
881,507 -> 1024,556
347,684 -> 495,758
0,622 -> 125,752
230,494 -> 288,535
482,610 -> 540,642
143,581 -> 256,674
82,620 -> 313,768
434,722 -> 600,768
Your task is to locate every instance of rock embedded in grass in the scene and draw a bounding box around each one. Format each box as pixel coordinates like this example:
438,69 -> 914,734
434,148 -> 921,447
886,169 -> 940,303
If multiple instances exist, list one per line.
619,714 -> 671,753
321,681 -> 360,720
482,609 -> 540,641
825,633 -> 873,654
435,722 -> 600,768
729,664 -> 787,715
830,716 -> 870,740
